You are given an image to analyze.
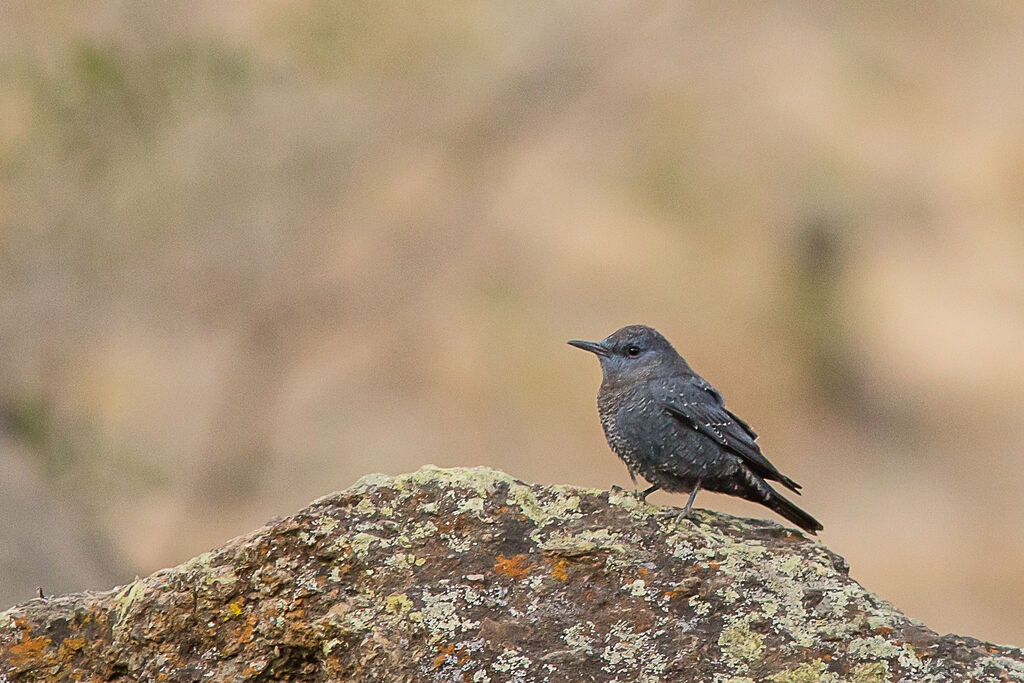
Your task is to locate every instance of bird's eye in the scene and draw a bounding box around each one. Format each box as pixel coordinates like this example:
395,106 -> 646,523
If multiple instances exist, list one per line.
627,345 -> 641,357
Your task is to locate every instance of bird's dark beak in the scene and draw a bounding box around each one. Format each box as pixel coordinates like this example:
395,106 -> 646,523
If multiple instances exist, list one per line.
567,339 -> 610,357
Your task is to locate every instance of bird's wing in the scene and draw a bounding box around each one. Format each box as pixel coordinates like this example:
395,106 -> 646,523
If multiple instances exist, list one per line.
652,377 -> 801,493
692,377 -> 758,439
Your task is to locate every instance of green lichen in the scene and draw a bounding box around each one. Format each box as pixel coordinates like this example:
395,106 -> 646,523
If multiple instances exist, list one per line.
689,595 -> 712,616
354,466 -> 588,530
416,585 -> 482,641
355,497 -> 376,515
770,660 -> 826,683
403,465 -> 516,498
538,528 -> 624,556
384,553 -> 417,570
110,580 -> 148,643
347,471 -> 392,492
205,565 -> 239,587
506,484 -> 580,527
179,550 -> 216,574
349,532 -> 378,557
323,638 -> 344,656
973,655 -> 1024,681
562,622 -> 596,653
384,593 -> 413,617
458,497 -> 486,514
606,488 -> 657,516
849,661 -> 890,683
847,635 -> 901,661
719,625 -> 765,666
492,647 -> 532,674
599,620 -> 666,681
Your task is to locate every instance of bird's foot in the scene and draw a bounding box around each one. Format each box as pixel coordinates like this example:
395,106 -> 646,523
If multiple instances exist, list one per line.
656,507 -> 699,526
636,484 -> 660,503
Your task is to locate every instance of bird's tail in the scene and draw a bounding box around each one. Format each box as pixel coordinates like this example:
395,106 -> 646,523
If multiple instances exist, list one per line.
763,489 -> 823,535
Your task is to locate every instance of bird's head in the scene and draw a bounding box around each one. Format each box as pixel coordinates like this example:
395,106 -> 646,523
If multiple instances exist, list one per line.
568,325 -> 689,385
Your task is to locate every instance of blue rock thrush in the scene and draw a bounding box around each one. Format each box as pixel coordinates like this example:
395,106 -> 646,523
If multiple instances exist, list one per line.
569,325 -> 822,534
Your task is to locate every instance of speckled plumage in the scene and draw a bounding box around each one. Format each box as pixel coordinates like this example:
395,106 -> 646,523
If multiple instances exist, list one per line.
570,325 -> 822,534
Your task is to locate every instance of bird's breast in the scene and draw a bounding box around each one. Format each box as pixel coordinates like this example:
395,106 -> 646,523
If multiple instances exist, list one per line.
597,386 -> 660,451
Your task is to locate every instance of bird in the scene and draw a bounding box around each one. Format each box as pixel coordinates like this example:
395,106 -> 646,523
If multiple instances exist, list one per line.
568,325 -> 822,534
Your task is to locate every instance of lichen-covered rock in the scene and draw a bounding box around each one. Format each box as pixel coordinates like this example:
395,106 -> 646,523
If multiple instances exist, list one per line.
1,466 -> 1021,681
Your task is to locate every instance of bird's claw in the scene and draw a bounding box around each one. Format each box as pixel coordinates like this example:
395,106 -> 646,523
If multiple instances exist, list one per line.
610,484 -> 645,498
655,507 -> 698,525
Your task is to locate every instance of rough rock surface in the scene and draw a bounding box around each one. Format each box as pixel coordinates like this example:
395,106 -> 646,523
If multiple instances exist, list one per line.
1,466 -> 1022,682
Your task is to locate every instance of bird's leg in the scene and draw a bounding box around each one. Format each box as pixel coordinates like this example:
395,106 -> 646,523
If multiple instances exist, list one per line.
638,484 -> 660,502
628,468 -> 639,494
680,479 -> 703,519
657,479 -> 703,522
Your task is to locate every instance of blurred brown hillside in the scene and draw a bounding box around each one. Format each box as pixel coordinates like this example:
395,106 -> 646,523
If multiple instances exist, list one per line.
2,2 -> 1023,646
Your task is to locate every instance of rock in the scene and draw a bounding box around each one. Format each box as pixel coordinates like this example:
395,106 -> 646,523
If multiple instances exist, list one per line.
1,466 -> 1021,681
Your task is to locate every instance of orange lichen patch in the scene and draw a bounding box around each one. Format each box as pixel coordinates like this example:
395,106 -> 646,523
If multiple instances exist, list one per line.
8,634 -> 52,668
636,567 -> 648,576
221,613 -> 259,657
874,626 -> 893,637
708,561 -> 721,570
433,643 -> 455,668
546,557 -> 570,582
494,554 -> 535,579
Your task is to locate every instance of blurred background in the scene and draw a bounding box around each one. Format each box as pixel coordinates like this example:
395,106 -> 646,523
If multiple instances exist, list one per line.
2,1 -> 1023,646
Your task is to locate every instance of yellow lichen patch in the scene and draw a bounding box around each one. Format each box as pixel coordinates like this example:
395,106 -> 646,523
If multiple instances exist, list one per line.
493,554 -> 535,579
61,636 -> 86,652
